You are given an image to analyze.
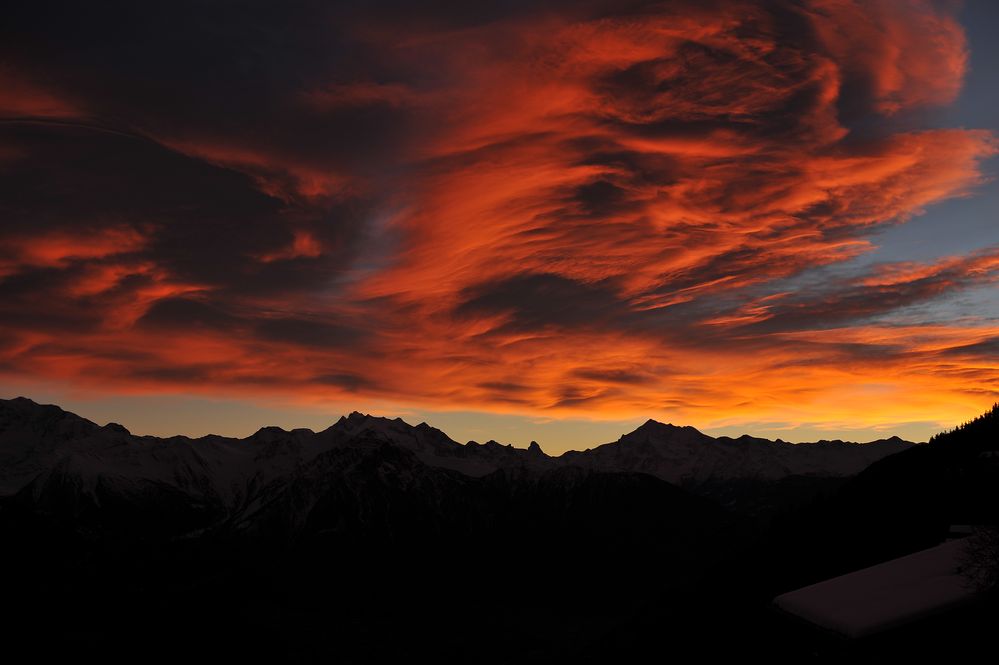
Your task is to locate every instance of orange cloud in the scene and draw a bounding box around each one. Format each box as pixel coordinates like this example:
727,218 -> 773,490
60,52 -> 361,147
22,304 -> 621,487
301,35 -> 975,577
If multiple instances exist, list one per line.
0,66 -> 81,119
0,226 -> 147,281
1,0 -> 997,436
806,0 -> 968,114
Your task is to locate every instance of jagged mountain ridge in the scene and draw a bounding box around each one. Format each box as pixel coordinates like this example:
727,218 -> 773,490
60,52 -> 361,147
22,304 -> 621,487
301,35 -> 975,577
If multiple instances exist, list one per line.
0,396 -> 913,504
562,418 -> 913,487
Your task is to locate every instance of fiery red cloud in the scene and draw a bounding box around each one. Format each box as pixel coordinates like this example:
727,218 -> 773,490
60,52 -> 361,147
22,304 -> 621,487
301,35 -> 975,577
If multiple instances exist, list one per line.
0,0 -> 996,432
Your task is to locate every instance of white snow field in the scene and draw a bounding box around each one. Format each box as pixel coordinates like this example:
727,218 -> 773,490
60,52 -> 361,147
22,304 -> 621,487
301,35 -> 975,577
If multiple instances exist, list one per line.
774,538 -> 978,638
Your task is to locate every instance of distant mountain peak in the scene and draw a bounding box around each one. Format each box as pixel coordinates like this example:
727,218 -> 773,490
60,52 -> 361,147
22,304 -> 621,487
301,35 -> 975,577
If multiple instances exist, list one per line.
331,411 -> 407,433
345,410 -> 371,422
527,440 -> 547,457
103,422 -> 130,435
626,419 -> 708,442
637,418 -> 700,431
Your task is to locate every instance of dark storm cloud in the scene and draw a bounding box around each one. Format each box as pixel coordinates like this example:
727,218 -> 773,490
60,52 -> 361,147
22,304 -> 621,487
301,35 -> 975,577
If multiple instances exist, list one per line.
937,336 -> 999,359
254,317 -> 363,349
455,273 -> 632,332
0,123 -> 277,230
550,385 -> 621,409
313,372 -> 375,392
571,142 -> 683,188
137,298 -> 240,331
137,298 -> 366,351
571,368 -> 656,385
567,180 -> 639,219
476,381 -> 533,393
3,121 -> 378,289
0,1 -> 415,171
127,364 -> 232,384
0,266 -> 107,332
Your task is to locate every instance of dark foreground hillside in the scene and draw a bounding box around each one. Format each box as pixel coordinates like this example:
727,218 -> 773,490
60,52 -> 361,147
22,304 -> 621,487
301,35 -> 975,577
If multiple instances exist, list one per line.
1,468 -> 733,664
601,405 -> 999,663
1,399 -> 996,663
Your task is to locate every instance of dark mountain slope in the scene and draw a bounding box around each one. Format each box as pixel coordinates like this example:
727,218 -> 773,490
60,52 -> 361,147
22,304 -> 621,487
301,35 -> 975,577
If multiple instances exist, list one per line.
583,405 -> 999,664
759,403 -> 999,591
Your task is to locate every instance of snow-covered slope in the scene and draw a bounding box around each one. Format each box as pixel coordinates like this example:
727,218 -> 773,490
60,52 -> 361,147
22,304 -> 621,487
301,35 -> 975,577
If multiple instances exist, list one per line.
318,411 -> 553,477
0,397 -> 913,530
561,419 -> 913,487
0,397 -> 109,495
774,538 -> 976,637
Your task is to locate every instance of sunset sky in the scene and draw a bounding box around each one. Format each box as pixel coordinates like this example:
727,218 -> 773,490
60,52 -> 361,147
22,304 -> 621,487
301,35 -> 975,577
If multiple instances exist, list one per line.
2,0 -> 998,453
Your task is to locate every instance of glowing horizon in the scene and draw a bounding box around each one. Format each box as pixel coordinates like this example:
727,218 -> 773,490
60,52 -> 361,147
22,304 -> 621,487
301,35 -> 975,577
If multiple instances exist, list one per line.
0,386 -> 948,456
